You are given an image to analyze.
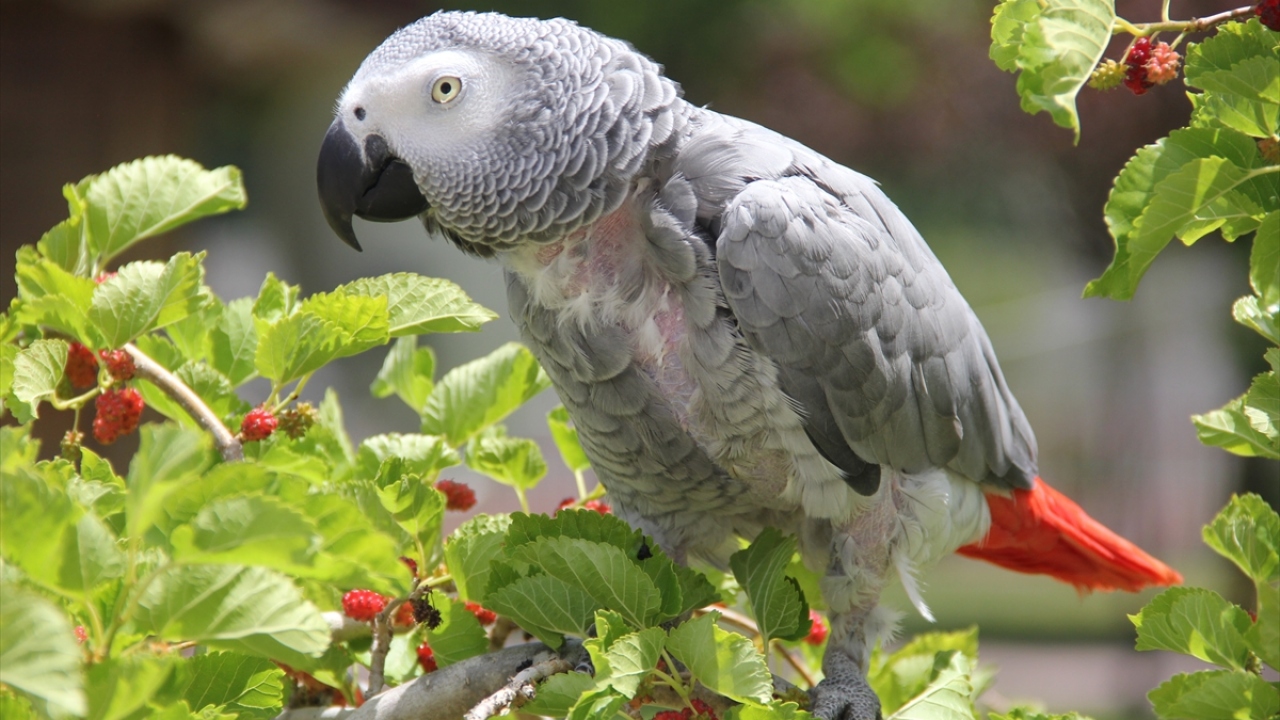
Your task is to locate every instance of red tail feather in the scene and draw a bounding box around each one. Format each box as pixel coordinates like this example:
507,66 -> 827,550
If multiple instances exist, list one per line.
957,477 -> 1182,592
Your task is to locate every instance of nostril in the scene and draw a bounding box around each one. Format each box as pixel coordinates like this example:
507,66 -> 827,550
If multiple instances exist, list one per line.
354,107 -> 366,121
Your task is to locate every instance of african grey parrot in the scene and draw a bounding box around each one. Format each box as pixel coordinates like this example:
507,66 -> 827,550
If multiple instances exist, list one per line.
316,12 -> 1180,719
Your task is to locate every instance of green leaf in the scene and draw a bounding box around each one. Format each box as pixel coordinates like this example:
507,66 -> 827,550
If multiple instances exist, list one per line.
1247,576 -> 1279,669
548,405 -> 591,472
1193,384 -> 1280,459
164,298 -> 220,363
522,672 -> 595,717
83,156 -> 246,263
37,210 -> 91,276
377,477 -> 447,554
444,513 -> 512,603
1232,296 -> 1279,345
1130,587 -> 1254,670
292,493 -> 403,592
484,574 -> 601,648
11,339 -> 67,420
886,650 -> 976,720
988,711 -> 1094,720
0,583 -> 86,716
90,253 -> 209,347
357,433 -> 459,481
1148,669 -> 1280,720
666,612 -> 773,705
170,495 -> 321,571
726,702 -> 816,720
1184,20 -> 1280,139
13,251 -> 97,343
127,424 -> 213,540
585,624 -> 666,697
1087,158 -> 1271,300
425,599 -> 489,668
510,536 -> 663,628
85,655 -> 176,720
210,297 -> 258,386
505,509 -> 643,555
567,688 -> 628,720
250,273 -> 299,324
298,290 -> 390,358
466,425 -> 547,490
871,629 -> 980,715
173,652 -> 283,719
420,342 -> 551,445
1202,493 -> 1280,584
730,528 -> 810,644
253,311 -> 344,385
988,0 -> 1114,141
134,564 -> 330,667
371,336 -> 435,414
338,273 -> 497,336
1251,212 -> 1279,308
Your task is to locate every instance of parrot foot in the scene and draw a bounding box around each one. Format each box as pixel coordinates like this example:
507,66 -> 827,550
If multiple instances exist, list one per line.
808,649 -> 882,720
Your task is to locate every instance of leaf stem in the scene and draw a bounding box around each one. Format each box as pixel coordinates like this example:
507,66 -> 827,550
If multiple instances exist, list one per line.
574,469 -> 587,500
514,486 -> 530,514
125,343 -> 243,462
1118,5 -> 1257,35
49,385 -> 100,411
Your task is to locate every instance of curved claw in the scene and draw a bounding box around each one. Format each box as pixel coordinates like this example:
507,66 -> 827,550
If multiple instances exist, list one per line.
808,651 -> 882,720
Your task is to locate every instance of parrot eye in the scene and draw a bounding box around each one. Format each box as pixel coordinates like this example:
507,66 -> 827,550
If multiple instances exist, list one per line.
431,76 -> 462,104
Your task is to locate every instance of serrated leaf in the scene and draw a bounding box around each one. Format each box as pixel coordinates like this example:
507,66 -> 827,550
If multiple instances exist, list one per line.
174,652 -> 283,719
0,583 -> 86,716
14,252 -> 97,342
1184,19 -> 1280,139
294,493 -> 403,592
466,425 -> 547,490
357,433 -> 459,481
1148,669 -> 1280,720
85,654 -> 176,720
165,298 -> 220,363
425,599 -> 490,668
37,211 -> 91,276
886,650 -> 976,720
134,564 -> 330,666
666,612 -> 773,704
731,528 -> 810,644
1251,212 -> 1279,307
1233,295 -> 1279,345
511,536 -> 663,628
484,574 -> 601,648
371,336 -> 434,413
11,339 -> 67,419
420,342 -> 551,445
548,405 -> 591,472
988,711 -> 1094,720
567,688 -> 628,720
1130,587 -> 1253,670
210,297 -> 258,386
1246,576 -> 1279,669
83,156 -> 245,262
89,253 -> 209,347
253,311 -> 343,384
338,273 -> 496,336
505,509 -> 644,555
1194,388 -> 1280,459
522,672 -> 595,717
727,702 -> 816,720
444,513 -> 512,603
871,629 -> 980,714
377,478 -> 446,554
1243,370 -> 1279,444
298,290 -> 390,358
1202,493 -> 1280,584
989,0 -> 1114,141
127,424 -> 214,540
170,495 -> 321,571
251,273 -> 299,324
586,624 -> 666,698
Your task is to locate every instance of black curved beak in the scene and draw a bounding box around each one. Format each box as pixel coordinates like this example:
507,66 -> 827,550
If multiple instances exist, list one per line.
316,120 -> 429,251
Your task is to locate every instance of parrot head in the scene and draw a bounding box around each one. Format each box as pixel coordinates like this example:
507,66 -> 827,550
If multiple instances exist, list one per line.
317,11 -> 681,255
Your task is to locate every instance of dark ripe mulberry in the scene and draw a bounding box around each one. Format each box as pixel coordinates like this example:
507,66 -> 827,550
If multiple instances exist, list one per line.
1256,0 -> 1280,31
412,596 -> 442,629
435,479 -> 476,511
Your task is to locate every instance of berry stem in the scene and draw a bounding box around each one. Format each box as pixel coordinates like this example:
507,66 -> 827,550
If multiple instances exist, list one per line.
1116,5 -> 1257,35
49,385 -> 101,412
124,343 -> 243,462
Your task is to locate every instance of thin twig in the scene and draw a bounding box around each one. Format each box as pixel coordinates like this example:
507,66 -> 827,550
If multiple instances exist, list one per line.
772,641 -> 820,689
367,585 -> 430,697
1121,5 -> 1256,35
125,343 -> 243,462
463,655 -> 574,720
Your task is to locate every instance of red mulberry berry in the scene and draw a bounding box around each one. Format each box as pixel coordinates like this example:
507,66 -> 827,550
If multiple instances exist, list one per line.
583,499 -> 611,515
416,642 -> 438,673
393,601 -> 417,628
65,342 -> 99,388
435,479 -> 476,511
465,601 -> 497,626
690,698 -> 719,719
98,349 -> 135,382
92,388 -> 144,444
653,712 -> 687,720
399,555 -> 419,578
341,589 -> 388,622
556,497 -> 576,513
1257,0 -> 1280,31
804,609 -> 829,646
1123,37 -> 1154,95
240,407 -> 278,442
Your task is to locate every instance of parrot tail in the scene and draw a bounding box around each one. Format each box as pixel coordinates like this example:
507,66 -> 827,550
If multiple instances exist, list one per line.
956,477 -> 1182,592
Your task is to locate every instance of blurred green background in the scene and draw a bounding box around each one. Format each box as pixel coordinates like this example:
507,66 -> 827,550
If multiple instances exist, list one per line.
1,1 -> 1272,715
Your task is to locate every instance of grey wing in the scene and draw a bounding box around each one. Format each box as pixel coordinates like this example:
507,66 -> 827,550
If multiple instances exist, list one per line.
678,114 -> 1037,490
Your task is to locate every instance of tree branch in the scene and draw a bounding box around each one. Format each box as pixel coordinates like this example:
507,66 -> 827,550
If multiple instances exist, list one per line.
1120,5 -> 1257,35
125,343 -> 243,462
462,654 -> 574,720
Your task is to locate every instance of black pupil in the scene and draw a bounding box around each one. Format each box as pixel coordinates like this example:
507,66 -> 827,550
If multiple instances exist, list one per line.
354,107 -> 366,120
440,81 -> 452,95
